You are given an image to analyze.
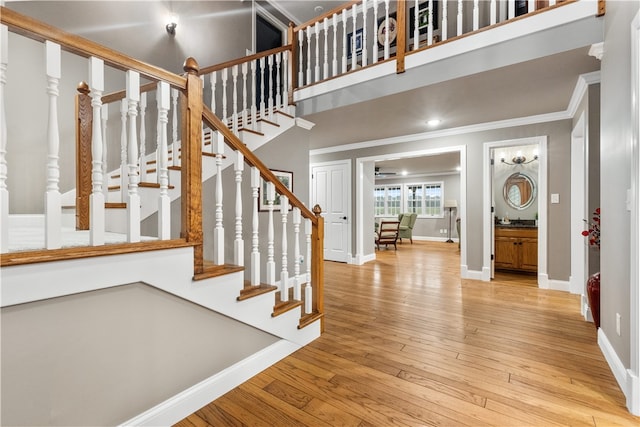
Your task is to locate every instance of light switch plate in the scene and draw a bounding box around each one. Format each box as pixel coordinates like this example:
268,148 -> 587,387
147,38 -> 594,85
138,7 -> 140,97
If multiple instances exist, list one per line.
551,193 -> 560,204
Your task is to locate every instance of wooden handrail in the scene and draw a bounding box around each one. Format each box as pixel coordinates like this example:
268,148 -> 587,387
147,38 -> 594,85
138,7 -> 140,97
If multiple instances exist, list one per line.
202,105 -> 318,224
199,45 -> 293,75
0,6 -> 187,89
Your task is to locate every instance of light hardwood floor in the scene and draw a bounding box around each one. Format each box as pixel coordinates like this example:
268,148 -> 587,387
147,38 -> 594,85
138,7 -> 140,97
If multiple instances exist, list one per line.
176,241 -> 639,426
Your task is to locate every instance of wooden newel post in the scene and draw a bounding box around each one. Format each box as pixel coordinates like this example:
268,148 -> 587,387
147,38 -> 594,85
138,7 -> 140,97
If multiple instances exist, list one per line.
75,81 -> 92,230
311,203 -> 325,331
181,57 -> 204,274
396,0 -> 406,74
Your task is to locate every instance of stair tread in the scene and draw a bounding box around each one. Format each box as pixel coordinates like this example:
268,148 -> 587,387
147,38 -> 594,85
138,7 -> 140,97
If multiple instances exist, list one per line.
237,282 -> 278,301
238,127 -> 265,136
257,118 -> 280,127
105,202 -> 126,209
299,312 -> 323,329
272,291 -> 303,317
193,262 -> 244,281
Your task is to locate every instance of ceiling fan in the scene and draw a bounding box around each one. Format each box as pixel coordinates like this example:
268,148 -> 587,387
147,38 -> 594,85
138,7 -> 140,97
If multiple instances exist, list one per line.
375,167 -> 397,178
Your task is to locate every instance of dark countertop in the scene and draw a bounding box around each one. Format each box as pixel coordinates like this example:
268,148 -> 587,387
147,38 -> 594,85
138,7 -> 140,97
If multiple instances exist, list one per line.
496,222 -> 538,229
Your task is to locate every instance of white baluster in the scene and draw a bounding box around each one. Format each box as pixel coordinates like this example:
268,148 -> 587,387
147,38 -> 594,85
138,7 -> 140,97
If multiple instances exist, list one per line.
293,207 -> 301,301
508,0 -> 515,19
126,71 -> 140,243
213,131 -> 225,265
362,0 -> 368,66
267,54 -> 274,120
259,57 -> 266,119
139,92 -> 147,182
442,0 -> 449,41
428,0 -> 434,46
221,67 -> 228,126
241,62 -> 248,131
89,57 -> 105,246
490,0 -> 497,25
266,181 -> 276,286
298,34 -> 304,86
473,0 -> 480,31
250,59 -> 257,129
457,0 -> 464,36
306,27 -> 313,84
171,88 -> 179,167
275,52 -> 282,111
234,151 -> 244,266
305,218 -> 312,314
383,0 -> 390,60
231,64 -> 238,135
0,25 -> 7,253
332,14 -> 339,74
528,0 -> 535,13
157,81 -> 170,240
314,23 -> 321,82
45,41 -> 61,249
119,99 -> 127,203
280,195 -> 289,302
351,4 -> 358,70
100,104 -> 109,196
372,1 -> 379,62
210,71 -> 216,115
413,0 -> 420,50
549,0 -> 556,6
251,167 -> 261,286
323,17 -> 329,79
282,50 -> 289,112
342,9 -> 348,73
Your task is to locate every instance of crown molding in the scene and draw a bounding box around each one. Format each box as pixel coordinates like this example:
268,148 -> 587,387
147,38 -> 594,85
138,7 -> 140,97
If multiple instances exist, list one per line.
589,42 -> 604,60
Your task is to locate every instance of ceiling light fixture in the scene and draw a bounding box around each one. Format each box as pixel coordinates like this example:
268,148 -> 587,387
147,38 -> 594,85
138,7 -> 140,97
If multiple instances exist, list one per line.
427,119 -> 441,127
166,15 -> 178,35
500,149 -> 538,165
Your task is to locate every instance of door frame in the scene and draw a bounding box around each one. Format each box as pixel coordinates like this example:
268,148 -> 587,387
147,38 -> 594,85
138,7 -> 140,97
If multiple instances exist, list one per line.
310,159 -> 352,263
355,145 -> 467,270
570,113 -> 589,306
482,136 -> 548,285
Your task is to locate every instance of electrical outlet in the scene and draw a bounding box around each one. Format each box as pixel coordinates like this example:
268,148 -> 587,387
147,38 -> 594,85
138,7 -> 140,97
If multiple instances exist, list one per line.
616,313 -> 621,336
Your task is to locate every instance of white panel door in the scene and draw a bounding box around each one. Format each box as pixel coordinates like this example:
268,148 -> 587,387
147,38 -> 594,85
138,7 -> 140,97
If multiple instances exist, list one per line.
312,161 -> 350,263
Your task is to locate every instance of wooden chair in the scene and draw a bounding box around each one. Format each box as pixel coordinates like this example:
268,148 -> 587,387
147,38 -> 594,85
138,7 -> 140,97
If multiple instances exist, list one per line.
375,220 -> 400,250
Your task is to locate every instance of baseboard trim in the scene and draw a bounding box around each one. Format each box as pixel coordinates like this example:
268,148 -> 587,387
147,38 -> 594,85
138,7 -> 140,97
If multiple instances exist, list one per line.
461,266 -> 484,280
598,329 -> 633,412
120,339 -> 301,426
412,236 -> 459,243
352,253 -> 376,265
547,279 -> 571,292
538,273 -> 549,289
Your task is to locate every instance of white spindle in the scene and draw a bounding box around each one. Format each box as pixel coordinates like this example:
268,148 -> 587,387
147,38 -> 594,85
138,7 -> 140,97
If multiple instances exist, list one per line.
508,0 -> 515,19
457,0 -> 464,36
323,17 -> 329,79
234,151 -> 244,266
332,14 -> 339,74
314,23 -> 321,82
267,54 -> 274,120
490,0 -> 497,25
157,81 -> 170,240
210,71 -> 216,115
171,88 -> 179,167
214,131 -> 225,264
304,218 -> 312,314
275,52 -> 282,111
0,25 -> 7,253
473,0 -> 480,31
45,41 -> 61,249
251,167 -> 261,286
266,181 -> 276,286
442,0 -> 449,41
139,92 -> 147,182
280,194 -> 289,302
282,50 -> 289,112
528,0 -> 535,14
413,0 -> 420,50
383,0 -> 390,60
428,0 -> 434,46
126,71 -> 140,243
372,1 -> 379,63
306,27 -> 313,84
351,4 -> 358,70
221,67 -> 228,126
259,57 -> 266,119
298,34 -> 304,86
241,62 -> 248,131
293,207 -> 301,301
250,59 -> 257,129
89,57 -> 105,246
362,0 -> 368,66
342,9 -> 348,73
231,64 -> 238,135
100,104 -> 108,196
119,98 -> 127,202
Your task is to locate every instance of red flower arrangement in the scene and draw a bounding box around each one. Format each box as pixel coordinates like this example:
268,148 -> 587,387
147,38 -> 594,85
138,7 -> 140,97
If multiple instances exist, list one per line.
582,207 -> 600,249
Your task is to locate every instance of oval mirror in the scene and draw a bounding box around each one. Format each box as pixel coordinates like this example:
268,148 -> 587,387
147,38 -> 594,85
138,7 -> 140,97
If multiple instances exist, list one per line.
503,172 -> 536,210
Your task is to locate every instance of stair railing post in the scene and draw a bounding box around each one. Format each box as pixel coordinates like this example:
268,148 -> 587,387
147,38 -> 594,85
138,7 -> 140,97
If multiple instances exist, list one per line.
288,22 -> 298,105
181,57 -> 204,274
361,0 -> 368,67
342,8 -> 348,73
100,103 -> 108,196
213,128 -> 225,265
88,57 -> 105,246
311,204 -> 325,330
267,54 -> 274,120
241,62 -> 248,133
119,98 -> 128,203
45,41 -> 62,249
304,217 -> 312,314
250,60 -> 257,130
266,181 -> 276,286
171,88 -> 179,168
293,207 -> 301,301
139,92 -> 147,183
157,81 -> 170,240
231,64 -> 238,135
0,24 -> 7,252
275,51 -> 282,112
126,70 -> 141,243
250,166 -> 261,286
75,82 -> 92,231
234,151 -> 244,266
280,194 -> 289,302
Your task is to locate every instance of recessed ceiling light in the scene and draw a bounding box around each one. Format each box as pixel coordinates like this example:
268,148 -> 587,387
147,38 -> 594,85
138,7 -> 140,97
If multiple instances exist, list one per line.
401,170 -> 408,176
427,119 -> 441,127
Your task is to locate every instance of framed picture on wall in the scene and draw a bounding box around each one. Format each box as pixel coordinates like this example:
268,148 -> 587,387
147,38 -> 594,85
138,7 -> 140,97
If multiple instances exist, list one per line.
377,11 -> 398,48
409,1 -> 440,45
347,28 -> 364,59
259,169 -> 293,212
